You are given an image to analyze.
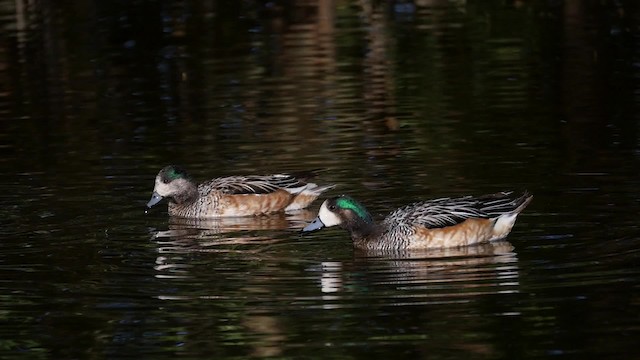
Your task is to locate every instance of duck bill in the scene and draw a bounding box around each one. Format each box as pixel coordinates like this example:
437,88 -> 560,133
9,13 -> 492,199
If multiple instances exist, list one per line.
146,192 -> 164,208
302,217 -> 325,232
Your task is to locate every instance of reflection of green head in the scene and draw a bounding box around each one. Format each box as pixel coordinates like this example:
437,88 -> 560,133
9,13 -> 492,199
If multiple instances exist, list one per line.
336,196 -> 372,223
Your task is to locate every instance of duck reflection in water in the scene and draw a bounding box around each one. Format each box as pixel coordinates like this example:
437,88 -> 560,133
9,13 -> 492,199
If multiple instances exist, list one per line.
313,239 -> 520,308
151,210 -> 317,252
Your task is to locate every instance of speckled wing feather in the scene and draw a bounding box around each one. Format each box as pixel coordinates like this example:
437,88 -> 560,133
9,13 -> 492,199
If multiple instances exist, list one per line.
201,175 -> 308,195
384,192 -> 526,229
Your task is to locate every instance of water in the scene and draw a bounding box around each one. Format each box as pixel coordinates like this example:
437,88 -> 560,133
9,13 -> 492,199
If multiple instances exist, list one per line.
2,0 -> 640,359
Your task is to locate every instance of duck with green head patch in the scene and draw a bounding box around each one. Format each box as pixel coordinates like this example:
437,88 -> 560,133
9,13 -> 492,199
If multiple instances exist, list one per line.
147,165 -> 334,218
303,192 -> 533,250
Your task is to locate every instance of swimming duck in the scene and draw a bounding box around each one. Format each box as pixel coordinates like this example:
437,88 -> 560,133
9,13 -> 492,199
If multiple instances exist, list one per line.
302,191 -> 532,250
147,165 -> 334,218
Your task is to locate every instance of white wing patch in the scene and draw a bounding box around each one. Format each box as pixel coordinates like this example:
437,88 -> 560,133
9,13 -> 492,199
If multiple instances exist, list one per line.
385,192 -> 530,229
201,174 -> 309,195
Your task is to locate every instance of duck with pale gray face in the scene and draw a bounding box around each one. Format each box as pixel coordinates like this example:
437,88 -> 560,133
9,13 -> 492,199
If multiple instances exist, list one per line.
303,192 -> 532,250
146,165 -> 334,218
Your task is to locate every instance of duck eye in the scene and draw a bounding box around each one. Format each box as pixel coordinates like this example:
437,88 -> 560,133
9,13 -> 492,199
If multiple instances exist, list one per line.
328,205 -> 336,211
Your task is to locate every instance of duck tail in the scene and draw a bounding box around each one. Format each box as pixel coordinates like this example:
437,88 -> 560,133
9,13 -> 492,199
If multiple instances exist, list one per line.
511,191 -> 533,215
306,183 -> 336,195
479,191 -> 533,216
284,183 -> 336,211
489,191 -> 533,241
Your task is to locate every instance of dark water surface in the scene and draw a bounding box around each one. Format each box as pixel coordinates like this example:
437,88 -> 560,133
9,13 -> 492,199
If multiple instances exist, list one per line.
2,1 -> 640,359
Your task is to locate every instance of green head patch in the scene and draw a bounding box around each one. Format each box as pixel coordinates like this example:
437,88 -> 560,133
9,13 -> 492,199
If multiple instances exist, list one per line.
161,165 -> 188,183
335,196 -> 372,223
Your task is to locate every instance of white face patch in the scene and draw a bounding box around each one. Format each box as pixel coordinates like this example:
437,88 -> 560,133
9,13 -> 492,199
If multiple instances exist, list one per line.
317,200 -> 343,227
154,178 -> 171,196
154,177 -> 187,197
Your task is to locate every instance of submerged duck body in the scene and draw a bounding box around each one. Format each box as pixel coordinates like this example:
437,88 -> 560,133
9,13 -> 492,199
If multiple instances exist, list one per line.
303,192 -> 533,250
147,165 -> 334,218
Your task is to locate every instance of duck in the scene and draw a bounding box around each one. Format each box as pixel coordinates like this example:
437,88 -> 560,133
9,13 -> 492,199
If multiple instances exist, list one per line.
146,165 -> 334,218
302,191 -> 533,250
